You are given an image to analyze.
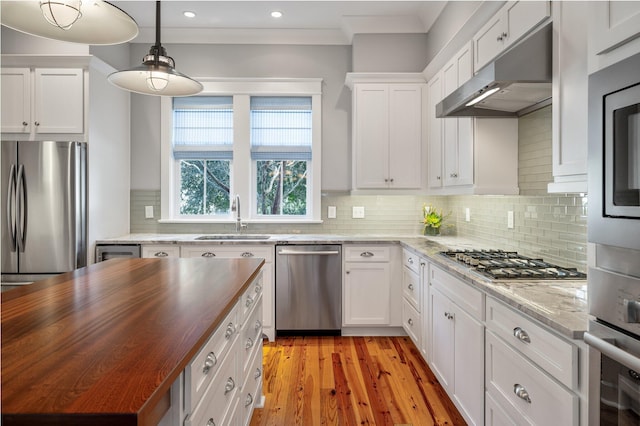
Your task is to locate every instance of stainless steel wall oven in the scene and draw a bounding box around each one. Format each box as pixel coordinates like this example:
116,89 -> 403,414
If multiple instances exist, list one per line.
586,50 -> 640,425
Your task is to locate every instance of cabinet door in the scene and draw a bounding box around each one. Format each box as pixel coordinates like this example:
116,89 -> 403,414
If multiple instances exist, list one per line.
474,14 -> 505,71
430,286 -> 454,389
354,84 -> 390,188
590,1 -> 640,56
453,304 -> 485,426
504,1 -> 550,50
344,262 -> 390,325
34,68 -> 84,134
1,68 -> 31,133
549,1 -> 588,192
388,85 -> 422,189
427,73 -> 443,189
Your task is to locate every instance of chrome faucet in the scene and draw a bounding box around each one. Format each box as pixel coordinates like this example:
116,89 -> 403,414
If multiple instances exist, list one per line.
231,194 -> 247,233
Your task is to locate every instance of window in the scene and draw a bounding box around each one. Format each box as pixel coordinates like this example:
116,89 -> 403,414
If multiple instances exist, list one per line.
251,96 -> 311,216
160,79 -> 322,223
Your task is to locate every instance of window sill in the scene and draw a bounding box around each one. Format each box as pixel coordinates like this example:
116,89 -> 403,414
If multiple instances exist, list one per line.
158,218 -> 324,225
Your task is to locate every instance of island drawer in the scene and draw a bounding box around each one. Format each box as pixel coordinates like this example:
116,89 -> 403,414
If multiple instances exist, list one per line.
186,336 -> 240,426
242,297 -> 263,375
485,296 -> 577,389
241,271 -> 264,321
486,331 -> 578,425
239,342 -> 264,426
185,302 -> 240,412
344,245 -> 390,262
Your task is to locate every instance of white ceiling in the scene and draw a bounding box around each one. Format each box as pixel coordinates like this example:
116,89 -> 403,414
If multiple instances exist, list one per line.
110,1 -> 447,45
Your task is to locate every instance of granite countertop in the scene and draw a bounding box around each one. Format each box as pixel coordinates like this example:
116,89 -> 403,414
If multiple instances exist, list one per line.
97,233 -> 589,340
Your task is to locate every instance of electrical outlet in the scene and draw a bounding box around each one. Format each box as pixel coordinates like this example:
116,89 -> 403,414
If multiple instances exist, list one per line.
327,206 -> 337,219
145,206 -> 154,219
465,207 -> 471,222
352,206 -> 365,219
507,211 -> 514,229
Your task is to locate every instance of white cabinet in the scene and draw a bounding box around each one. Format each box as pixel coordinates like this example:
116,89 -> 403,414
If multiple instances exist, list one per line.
427,47 -> 519,195
345,74 -> 425,191
1,67 -> 85,138
141,245 -> 181,258
473,1 -> 551,72
548,1 -> 589,193
429,264 -> 485,426
589,1 -> 640,58
343,245 -> 401,327
181,244 -> 276,341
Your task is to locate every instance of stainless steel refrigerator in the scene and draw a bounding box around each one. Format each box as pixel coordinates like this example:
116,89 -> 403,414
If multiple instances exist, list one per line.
2,141 -> 87,284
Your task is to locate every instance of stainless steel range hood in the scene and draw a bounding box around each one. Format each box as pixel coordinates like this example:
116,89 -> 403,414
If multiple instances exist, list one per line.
436,23 -> 552,118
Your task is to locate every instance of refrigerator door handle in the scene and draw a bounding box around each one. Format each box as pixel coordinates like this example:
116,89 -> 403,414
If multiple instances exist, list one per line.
6,164 -> 17,251
16,164 -> 26,252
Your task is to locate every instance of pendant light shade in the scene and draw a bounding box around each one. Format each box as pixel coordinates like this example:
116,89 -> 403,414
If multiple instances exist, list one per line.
108,1 -> 203,97
0,0 -> 138,45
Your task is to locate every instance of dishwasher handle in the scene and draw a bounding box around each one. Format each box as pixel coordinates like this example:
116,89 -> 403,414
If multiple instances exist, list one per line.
278,249 -> 340,256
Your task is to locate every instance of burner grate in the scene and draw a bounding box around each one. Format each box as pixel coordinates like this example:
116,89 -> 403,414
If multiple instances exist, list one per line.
440,250 -> 586,280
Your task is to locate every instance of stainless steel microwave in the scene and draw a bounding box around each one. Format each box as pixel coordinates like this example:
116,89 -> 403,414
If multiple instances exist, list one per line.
588,51 -> 640,251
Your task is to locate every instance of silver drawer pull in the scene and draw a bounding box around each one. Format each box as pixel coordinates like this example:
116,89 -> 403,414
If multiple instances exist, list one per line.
224,377 -> 235,394
206,419 -> 215,426
255,320 -> 262,332
245,393 -> 254,407
202,252 -> 216,257
155,251 -> 168,257
225,322 -> 236,339
513,327 -> 531,344
408,257 -> 414,264
407,318 -> 413,326
255,284 -> 262,294
408,283 -> 414,291
246,337 -> 254,349
241,251 -> 254,257
360,251 -> 374,257
246,295 -> 254,307
203,351 -> 217,374
254,368 -> 262,380
513,384 -> 531,403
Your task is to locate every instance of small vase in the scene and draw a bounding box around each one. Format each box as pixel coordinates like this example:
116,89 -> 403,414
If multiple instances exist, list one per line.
423,226 -> 440,236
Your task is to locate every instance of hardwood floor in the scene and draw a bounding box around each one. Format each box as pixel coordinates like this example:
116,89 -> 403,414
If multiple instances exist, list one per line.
250,336 -> 467,426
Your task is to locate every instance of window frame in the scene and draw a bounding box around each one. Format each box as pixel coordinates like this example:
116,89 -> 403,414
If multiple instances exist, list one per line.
160,78 -> 322,224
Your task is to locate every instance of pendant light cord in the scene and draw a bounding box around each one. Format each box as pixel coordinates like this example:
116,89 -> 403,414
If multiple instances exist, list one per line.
153,1 -> 161,66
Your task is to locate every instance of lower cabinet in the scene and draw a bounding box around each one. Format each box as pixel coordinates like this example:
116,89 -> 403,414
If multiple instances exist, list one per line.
142,244 -> 181,258
401,249 -> 423,347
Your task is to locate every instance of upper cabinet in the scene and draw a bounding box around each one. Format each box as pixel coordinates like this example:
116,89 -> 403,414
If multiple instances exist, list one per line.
427,44 -> 519,195
1,65 -> 86,140
588,0 -> 640,73
473,1 -> 551,72
548,1 -> 588,193
346,73 -> 426,192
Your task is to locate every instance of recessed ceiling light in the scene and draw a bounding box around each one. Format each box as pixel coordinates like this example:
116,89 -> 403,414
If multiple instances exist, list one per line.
183,11 -> 196,18
270,11 -> 283,18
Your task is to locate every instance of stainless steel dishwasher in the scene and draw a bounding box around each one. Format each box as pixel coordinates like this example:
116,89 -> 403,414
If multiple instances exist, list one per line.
275,244 -> 342,335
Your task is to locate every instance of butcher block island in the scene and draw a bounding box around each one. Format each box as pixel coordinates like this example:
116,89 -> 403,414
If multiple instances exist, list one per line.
1,257 -> 266,426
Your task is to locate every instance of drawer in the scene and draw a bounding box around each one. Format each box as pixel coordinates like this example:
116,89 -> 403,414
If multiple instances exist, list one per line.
239,340 -> 264,426
242,297 -> 263,375
402,267 -> 420,310
430,264 -> 484,321
185,302 -> 240,413
241,271 -> 263,322
344,245 -> 390,262
485,297 -> 577,389
486,331 -> 578,426
402,298 -> 421,348
186,337 -> 240,426
486,392 -> 519,426
182,245 -> 273,262
141,245 -> 180,258
402,249 -> 421,273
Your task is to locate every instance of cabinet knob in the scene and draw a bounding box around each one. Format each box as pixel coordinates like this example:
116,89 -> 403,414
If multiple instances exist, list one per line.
513,384 -> 532,403
206,419 -> 216,426
246,337 -> 254,350
22,121 -> 28,126
255,320 -> 262,332
408,283 -> 414,291
390,178 -> 394,183
225,322 -> 236,339
408,257 -> 414,264
34,121 -> 40,126
450,172 -> 458,178
241,251 -> 254,257
407,318 -> 414,326
254,367 -> 262,380
203,351 -> 217,374
245,393 -> 254,407
513,327 -> 531,344
436,176 -> 441,180
224,377 -> 235,394
202,252 -> 216,257
246,295 -> 255,307
384,178 -> 389,183
444,312 -> 454,320
154,251 -> 168,257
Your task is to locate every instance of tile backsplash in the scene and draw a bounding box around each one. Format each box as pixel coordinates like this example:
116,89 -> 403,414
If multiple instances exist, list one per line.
130,106 -> 587,271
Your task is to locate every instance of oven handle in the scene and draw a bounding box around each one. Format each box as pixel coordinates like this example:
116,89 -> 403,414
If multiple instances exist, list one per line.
584,332 -> 640,372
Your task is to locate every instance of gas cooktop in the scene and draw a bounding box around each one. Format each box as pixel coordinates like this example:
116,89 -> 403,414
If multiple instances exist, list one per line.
440,250 -> 587,280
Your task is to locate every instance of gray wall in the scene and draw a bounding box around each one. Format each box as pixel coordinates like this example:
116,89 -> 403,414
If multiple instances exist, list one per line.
352,33 -> 429,72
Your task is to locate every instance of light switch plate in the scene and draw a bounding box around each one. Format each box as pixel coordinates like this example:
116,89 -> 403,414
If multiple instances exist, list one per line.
328,206 -> 337,219
145,206 -> 154,219
352,206 -> 365,219
465,207 -> 471,222
507,211 -> 514,229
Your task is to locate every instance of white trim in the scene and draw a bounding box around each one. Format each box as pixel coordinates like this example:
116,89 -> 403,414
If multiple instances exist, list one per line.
344,72 -> 426,89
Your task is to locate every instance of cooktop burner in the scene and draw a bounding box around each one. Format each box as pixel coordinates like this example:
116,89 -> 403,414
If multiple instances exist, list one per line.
440,250 -> 586,280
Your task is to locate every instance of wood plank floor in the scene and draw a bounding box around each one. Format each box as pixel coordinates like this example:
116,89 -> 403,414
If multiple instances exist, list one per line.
250,336 -> 467,426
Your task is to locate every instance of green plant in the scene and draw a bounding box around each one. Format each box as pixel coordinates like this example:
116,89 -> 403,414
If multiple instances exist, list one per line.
422,204 -> 448,230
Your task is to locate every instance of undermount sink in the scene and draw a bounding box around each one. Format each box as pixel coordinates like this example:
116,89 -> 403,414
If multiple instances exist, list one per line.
195,234 -> 271,240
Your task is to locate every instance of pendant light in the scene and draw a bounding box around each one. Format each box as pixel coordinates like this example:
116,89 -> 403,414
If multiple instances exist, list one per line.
107,1 -> 203,97
0,0 -> 138,45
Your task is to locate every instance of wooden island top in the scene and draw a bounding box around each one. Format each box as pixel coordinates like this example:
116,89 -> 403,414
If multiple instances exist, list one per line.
1,257 -> 264,426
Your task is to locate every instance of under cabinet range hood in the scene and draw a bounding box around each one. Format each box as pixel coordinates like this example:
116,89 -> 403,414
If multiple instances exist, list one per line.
436,23 -> 552,118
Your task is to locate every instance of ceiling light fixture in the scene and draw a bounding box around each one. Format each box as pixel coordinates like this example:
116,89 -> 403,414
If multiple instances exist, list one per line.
271,11 -> 283,18
107,1 -> 203,97
183,11 -> 196,18
0,0 -> 138,45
